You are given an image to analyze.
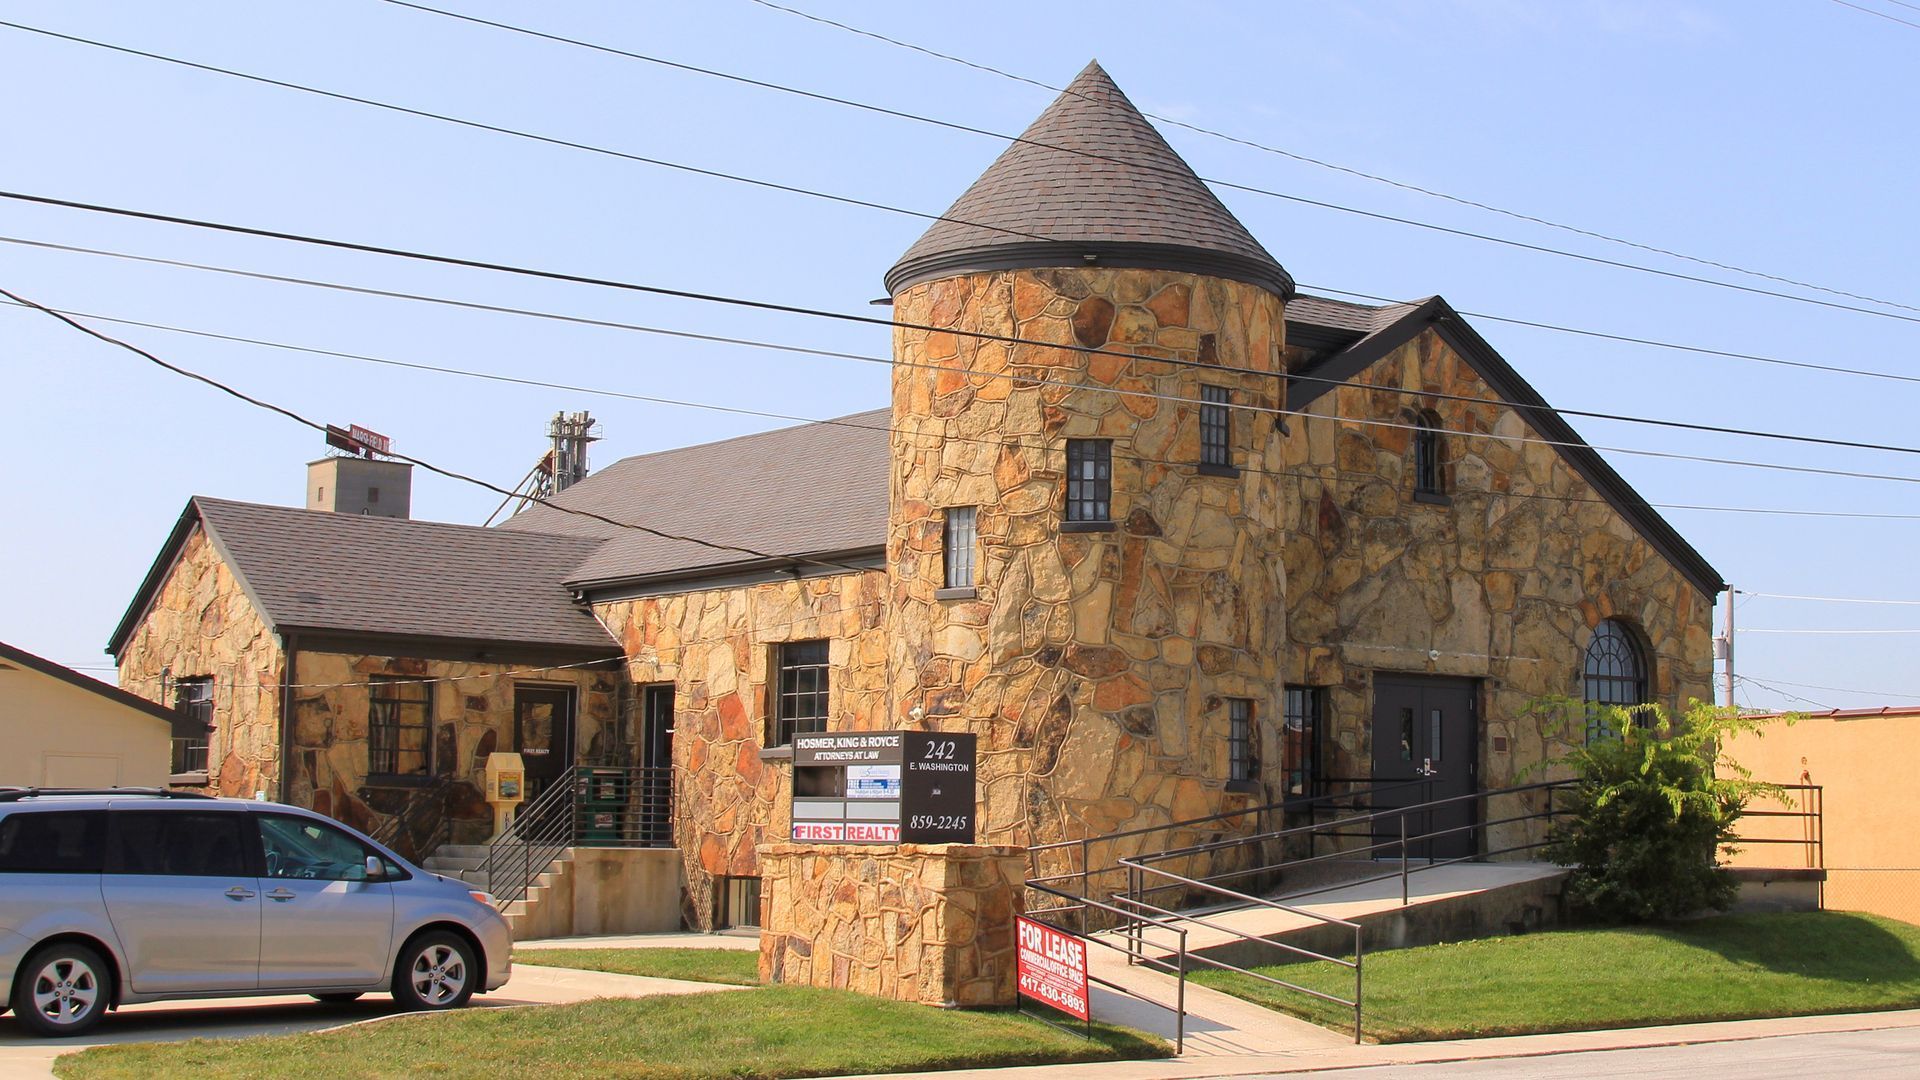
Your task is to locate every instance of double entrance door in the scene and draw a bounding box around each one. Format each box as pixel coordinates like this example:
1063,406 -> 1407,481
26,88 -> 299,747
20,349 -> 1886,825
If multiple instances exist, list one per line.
1370,676 -> 1477,861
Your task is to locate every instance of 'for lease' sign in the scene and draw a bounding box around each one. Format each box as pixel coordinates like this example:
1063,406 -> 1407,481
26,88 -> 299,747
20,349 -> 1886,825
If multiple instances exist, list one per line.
1016,916 -> 1090,1021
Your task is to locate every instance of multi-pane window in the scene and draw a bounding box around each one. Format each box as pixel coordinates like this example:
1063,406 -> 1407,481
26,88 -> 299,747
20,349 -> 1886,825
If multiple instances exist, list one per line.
1412,412 -> 1444,496
1583,620 -> 1648,740
1282,687 -> 1324,799
1227,698 -> 1257,783
773,640 -> 830,746
943,507 -> 977,590
1200,385 -> 1232,468
369,677 -> 433,777
1065,439 -> 1112,523
171,676 -> 213,775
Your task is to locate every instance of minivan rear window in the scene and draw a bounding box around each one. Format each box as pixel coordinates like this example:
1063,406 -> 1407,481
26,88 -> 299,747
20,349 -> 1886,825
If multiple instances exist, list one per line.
106,811 -> 251,877
0,811 -> 106,873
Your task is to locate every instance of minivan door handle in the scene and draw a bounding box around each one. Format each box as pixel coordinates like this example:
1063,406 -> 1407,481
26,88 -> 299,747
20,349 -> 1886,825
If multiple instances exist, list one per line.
266,888 -> 296,902
225,886 -> 257,900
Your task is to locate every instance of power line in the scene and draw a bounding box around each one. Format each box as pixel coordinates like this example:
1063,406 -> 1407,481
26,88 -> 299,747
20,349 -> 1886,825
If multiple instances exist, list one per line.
1733,674 -> 1834,711
1733,589 -> 1920,606
0,283 -> 881,577
1737,674 -> 1920,703
7,15 -> 1920,329
742,0 -> 1920,316
13,230 -> 1920,489
12,293 -> 1920,522
1739,628 -> 1920,635
1828,0 -> 1920,30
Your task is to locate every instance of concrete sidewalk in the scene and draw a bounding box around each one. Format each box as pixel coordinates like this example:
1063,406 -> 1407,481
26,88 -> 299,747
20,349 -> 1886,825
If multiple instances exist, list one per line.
517,931 -> 759,950
835,1007 -> 1920,1079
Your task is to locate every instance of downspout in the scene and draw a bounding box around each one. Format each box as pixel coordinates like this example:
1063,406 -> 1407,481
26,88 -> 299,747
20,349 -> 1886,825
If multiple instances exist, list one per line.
277,633 -> 298,804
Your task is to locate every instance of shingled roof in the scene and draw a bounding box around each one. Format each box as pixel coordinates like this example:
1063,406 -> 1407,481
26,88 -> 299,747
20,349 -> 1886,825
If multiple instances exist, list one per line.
107,498 -> 618,657
885,61 -> 1293,299
500,408 -> 893,590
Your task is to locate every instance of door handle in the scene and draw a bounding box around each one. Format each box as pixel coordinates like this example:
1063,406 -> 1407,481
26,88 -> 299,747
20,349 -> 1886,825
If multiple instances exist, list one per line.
225,886 -> 257,900
267,888 -> 297,902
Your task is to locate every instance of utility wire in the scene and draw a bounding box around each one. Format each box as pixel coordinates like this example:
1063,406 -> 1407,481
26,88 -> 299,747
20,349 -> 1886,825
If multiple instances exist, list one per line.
1733,589 -> 1920,605
12,230 -> 1920,489
1828,0 -> 1920,30
742,0 -> 1920,316
0,283 -> 881,577
1736,674 -> 1920,703
15,185 -> 1920,400
1733,674 -> 1834,711
7,15 -> 1920,328
13,293 -> 1920,522
1739,628 -> 1920,634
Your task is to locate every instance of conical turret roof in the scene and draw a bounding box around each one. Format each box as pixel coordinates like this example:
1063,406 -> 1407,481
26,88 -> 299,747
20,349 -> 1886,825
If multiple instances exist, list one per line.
886,61 -> 1292,298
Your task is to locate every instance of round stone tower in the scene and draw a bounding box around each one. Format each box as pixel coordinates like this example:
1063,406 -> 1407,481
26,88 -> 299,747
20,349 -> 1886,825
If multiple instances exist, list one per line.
883,62 -> 1295,849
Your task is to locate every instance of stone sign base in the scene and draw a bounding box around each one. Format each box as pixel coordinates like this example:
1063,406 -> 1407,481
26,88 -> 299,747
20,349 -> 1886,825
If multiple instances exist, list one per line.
757,842 -> 1025,1007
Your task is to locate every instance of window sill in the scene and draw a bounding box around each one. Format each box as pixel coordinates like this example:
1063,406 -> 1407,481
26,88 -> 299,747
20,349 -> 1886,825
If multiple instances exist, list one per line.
1412,490 -> 1452,506
1196,462 -> 1240,478
1224,779 -> 1263,796
364,774 -> 438,789
1060,520 -> 1116,534
758,745 -> 795,763
934,586 -> 978,601
167,772 -> 209,788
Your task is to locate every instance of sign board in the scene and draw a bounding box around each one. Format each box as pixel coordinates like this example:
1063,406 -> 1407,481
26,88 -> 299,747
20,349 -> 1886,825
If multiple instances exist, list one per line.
790,730 -> 976,844
349,424 -> 392,456
1016,916 -> 1090,1021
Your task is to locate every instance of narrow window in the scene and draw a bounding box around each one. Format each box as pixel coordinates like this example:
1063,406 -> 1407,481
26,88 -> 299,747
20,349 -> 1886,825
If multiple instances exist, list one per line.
1282,687 -> 1324,799
171,676 -> 213,776
943,507 -> 977,590
1583,619 -> 1649,740
1227,698 -> 1257,782
367,486 -> 380,504
1412,411 -> 1444,496
1065,439 -> 1112,523
369,676 -> 433,777
1200,385 -> 1232,468
772,640 -> 830,746
718,875 -> 763,929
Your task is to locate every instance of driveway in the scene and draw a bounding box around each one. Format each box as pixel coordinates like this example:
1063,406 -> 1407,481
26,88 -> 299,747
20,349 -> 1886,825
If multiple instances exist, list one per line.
0,963 -> 742,1079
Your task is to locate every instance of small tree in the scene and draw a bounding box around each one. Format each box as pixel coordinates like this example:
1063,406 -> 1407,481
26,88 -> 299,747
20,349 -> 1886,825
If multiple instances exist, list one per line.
1534,698 -> 1786,923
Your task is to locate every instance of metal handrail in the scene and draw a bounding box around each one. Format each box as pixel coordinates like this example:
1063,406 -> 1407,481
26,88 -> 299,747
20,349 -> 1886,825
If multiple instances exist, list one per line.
480,765 -> 676,910
1024,879 -> 1193,1055
367,776 -> 454,863
482,770 -> 582,909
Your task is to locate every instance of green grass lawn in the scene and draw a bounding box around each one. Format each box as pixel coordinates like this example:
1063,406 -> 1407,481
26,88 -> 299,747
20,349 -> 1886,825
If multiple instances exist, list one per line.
521,946 -> 762,985
56,988 -> 1169,1080
1191,911 -> 1920,1043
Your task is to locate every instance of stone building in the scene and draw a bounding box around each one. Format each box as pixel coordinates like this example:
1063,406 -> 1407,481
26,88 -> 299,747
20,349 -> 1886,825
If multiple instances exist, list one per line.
110,62 -> 1720,929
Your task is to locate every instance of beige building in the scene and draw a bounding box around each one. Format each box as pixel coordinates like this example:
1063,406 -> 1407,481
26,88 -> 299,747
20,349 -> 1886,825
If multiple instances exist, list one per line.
1,640 -> 172,789
111,62 -> 1723,930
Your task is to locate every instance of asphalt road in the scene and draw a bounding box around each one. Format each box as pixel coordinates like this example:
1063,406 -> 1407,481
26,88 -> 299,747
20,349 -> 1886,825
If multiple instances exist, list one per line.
1246,1025 -> 1920,1078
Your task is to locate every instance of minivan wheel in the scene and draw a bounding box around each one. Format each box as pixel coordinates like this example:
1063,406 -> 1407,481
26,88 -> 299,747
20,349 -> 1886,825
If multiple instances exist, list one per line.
391,932 -> 476,1011
12,943 -> 110,1038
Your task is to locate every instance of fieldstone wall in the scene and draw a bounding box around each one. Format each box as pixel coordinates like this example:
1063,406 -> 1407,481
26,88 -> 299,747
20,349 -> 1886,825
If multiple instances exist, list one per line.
595,572 -> 890,930
886,267 -> 1290,857
758,842 -> 1025,1006
285,652 -> 620,846
116,526 -> 285,798
1281,328 -> 1715,847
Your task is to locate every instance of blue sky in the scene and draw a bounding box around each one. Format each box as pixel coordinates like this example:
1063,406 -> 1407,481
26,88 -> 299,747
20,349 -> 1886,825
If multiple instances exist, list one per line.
1,0 -> 1914,712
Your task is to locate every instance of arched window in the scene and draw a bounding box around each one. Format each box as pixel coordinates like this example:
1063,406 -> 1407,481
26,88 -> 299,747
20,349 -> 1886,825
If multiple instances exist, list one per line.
1584,620 -> 1649,738
1411,411 -> 1444,496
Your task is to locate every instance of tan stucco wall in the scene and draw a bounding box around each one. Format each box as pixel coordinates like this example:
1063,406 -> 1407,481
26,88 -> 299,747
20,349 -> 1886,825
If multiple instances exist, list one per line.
1281,328 -> 1716,799
0,666 -> 171,787
1723,714 -> 1919,924
116,526 -> 285,797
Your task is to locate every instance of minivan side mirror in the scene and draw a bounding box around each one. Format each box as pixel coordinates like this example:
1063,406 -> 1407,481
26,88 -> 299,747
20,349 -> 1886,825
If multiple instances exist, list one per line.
364,855 -> 385,880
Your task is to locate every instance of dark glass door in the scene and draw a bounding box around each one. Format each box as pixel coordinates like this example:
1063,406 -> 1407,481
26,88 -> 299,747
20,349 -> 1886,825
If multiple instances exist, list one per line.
639,684 -> 674,845
1370,676 -> 1477,860
514,686 -> 576,803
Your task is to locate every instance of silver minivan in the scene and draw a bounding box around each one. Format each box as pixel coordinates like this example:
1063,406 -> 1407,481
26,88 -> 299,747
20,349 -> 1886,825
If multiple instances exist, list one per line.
0,788 -> 512,1037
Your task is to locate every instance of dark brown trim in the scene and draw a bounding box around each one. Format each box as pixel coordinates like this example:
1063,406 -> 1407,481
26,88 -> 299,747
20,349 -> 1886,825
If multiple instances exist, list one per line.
0,638 -> 179,727
885,241 -> 1295,301
285,632 -> 621,669
1285,297 -> 1725,599
572,546 -> 887,602
277,633 -> 297,804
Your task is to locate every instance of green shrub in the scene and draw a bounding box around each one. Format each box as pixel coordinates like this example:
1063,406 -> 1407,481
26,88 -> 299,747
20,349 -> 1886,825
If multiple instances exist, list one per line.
1534,699 -> 1786,923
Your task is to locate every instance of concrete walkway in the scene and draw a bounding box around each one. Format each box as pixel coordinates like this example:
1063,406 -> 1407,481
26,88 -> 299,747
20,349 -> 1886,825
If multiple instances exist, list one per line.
836,1007 -> 1920,1079
0,962 -> 744,1080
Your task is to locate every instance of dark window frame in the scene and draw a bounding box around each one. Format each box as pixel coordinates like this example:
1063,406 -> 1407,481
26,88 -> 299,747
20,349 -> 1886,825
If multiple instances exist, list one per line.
771,640 -> 830,747
718,874 -> 763,929
1227,698 -> 1258,784
942,506 -> 977,591
1411,410 -> 1445,498
368,676 -> 434,779
1064,439 -> 1113,525
1583,619 -> 1651,740
1282,687 -> 1326,800
171,676 -> 213,777
1200,384 -> 1234,471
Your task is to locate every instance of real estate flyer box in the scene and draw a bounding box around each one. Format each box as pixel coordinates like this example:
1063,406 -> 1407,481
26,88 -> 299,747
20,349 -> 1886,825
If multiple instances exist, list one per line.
790,730 -> 976,844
